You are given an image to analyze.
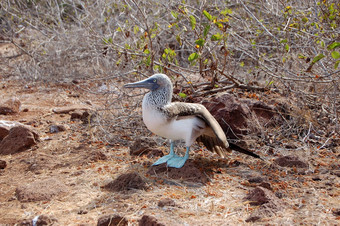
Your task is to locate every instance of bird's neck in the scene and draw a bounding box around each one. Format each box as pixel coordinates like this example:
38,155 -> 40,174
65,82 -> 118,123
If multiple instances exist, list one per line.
144,87 -> 172,108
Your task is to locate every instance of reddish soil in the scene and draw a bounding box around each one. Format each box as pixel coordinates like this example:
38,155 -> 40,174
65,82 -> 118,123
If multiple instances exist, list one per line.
0,78 -> 339,225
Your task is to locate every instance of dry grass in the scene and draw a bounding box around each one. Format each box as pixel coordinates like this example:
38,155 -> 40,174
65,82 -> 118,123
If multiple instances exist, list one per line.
0,0 -> 339,225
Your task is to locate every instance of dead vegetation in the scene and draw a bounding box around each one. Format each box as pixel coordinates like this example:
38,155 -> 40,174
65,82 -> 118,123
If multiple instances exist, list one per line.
0,0 -> 339,225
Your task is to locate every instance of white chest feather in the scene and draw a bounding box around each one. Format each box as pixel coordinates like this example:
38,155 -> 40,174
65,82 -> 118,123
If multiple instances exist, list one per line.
142,97 -> 206,145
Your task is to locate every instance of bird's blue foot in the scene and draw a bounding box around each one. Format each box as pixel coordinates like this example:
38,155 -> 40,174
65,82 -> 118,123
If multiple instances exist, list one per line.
166,154 -> 189,168
152,153 -> 176,166
152,141 -> 176,166
152,143 -> 190,168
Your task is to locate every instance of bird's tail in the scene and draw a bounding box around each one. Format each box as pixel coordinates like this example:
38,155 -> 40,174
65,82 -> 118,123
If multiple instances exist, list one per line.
229,142 -> 263,160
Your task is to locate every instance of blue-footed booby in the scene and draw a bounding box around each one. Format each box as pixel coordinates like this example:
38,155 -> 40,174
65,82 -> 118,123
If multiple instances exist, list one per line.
124,73 -> 261,168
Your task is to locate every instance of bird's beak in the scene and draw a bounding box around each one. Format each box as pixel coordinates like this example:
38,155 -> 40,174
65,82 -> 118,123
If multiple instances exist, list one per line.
124,78 -> 156,90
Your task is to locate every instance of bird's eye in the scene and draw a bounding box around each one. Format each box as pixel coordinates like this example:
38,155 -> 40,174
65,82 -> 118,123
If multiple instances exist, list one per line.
153,79 -> 157,83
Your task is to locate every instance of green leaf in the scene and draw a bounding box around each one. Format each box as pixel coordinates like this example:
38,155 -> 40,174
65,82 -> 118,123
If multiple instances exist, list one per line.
171,11 -> 178,19
312,53 -> 325,63
211,33 -> 223,41
144,49 -> 150,54
327,42 -> 340,50
335,60 -> 340,69
331,51 -> 340,59
195,39 -> 205,47
285,44 -> 290,52
133,26 -> 139,34
240,61 -> 245,67
203,24 -> 210,37
298,54 -> 306,59
280,39 -> 288,43
320,41 -> 325,48
203,10 -> 213,21
178,93 -> 187,98
189,15 -> 196,30
188,52 -> 199,62
176,35 -> 182,45
220,8 -> 232,16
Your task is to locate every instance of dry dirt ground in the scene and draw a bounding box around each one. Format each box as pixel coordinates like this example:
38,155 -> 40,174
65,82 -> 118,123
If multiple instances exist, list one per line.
0,53 -> 339,225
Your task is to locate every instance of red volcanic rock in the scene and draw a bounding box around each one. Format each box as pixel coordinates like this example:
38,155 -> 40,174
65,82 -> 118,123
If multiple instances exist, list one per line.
201,93 -> 284,139
139,215 -> 165,226
15,178 -> 68,202
274,156 -> 308,168
0,125 -> 39,155
0,97 -> 21,114
147,160 -> 209,184
97,214 -> 128,226
102,172 -> 147,192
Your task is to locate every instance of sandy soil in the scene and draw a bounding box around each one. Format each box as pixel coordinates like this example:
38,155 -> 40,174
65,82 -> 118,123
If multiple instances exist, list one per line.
0,75 -> 339,225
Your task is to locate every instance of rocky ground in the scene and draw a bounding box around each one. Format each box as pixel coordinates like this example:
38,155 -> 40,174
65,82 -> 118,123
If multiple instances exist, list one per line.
0,78 -> 339,226
0,46 -> 339,226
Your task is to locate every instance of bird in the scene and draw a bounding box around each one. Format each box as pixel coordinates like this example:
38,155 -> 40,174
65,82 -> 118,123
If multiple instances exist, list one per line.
124,73 -> 261,168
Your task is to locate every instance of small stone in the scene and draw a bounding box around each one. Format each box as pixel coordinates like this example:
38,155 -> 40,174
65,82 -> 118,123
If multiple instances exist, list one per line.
259,182 -> 272,190
274,156 -> 308,168
245,187 -> 269,206
0,97 -> 21,114
97,214 -> 128,226
15,178 -> 68,202
49,125 -> 66,133
138,215 -> 165,226
248,176 -> 264,183
158,198 -> 176,207
333,208 -> 340,216
102,172 -> 147,192
0,126 -> 39,155
18,215 -> 58,226
245,216 -> 261,222
52,105 -> 91,114
0,120 -> 23,140
0,160 -> 6,169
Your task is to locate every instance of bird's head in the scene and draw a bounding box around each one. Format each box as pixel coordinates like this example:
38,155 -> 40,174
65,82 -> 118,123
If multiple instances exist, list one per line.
124,74 -> 172,91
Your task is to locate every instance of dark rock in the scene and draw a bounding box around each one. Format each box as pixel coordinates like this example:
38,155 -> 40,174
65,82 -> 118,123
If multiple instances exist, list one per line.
138,215 -> 165,226
245,187 -> 285,220
147,160 -> 209,184
201,93 -> 284,138
331,170 -> 340,177
52,105 -> 91,114
0,125 -> 39,155
245,216 -> 261,222
202,94 -> 251,138
248,176 -> 264,183
274,156 -> 308,168
70,110 -> 93,124
89,150 -> 107,162
70,110 -> 83,120
333,208 -> 340,216
158,198 -> 176,207
312,176 -> 322,181
245,187 -> 270,206
102,172 -> 147,192
0,120 -> 23,140
129,137 -> 163,158
49,125 -> 66,133
0,97 -> 21,114
246,100 -> 281,126
259,182 -> 272,190
19,215 -> 58,226
15,178 -> 68,202
0,159 -> 6,169
97,214 -> 128,226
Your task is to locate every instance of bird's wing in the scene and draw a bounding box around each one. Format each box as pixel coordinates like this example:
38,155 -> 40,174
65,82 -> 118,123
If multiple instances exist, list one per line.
161,102 -> 262,160
161,102 -> 229,150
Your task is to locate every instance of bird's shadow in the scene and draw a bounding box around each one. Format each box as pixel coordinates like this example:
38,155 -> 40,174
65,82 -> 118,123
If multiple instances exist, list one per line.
145,157 -> 243,187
